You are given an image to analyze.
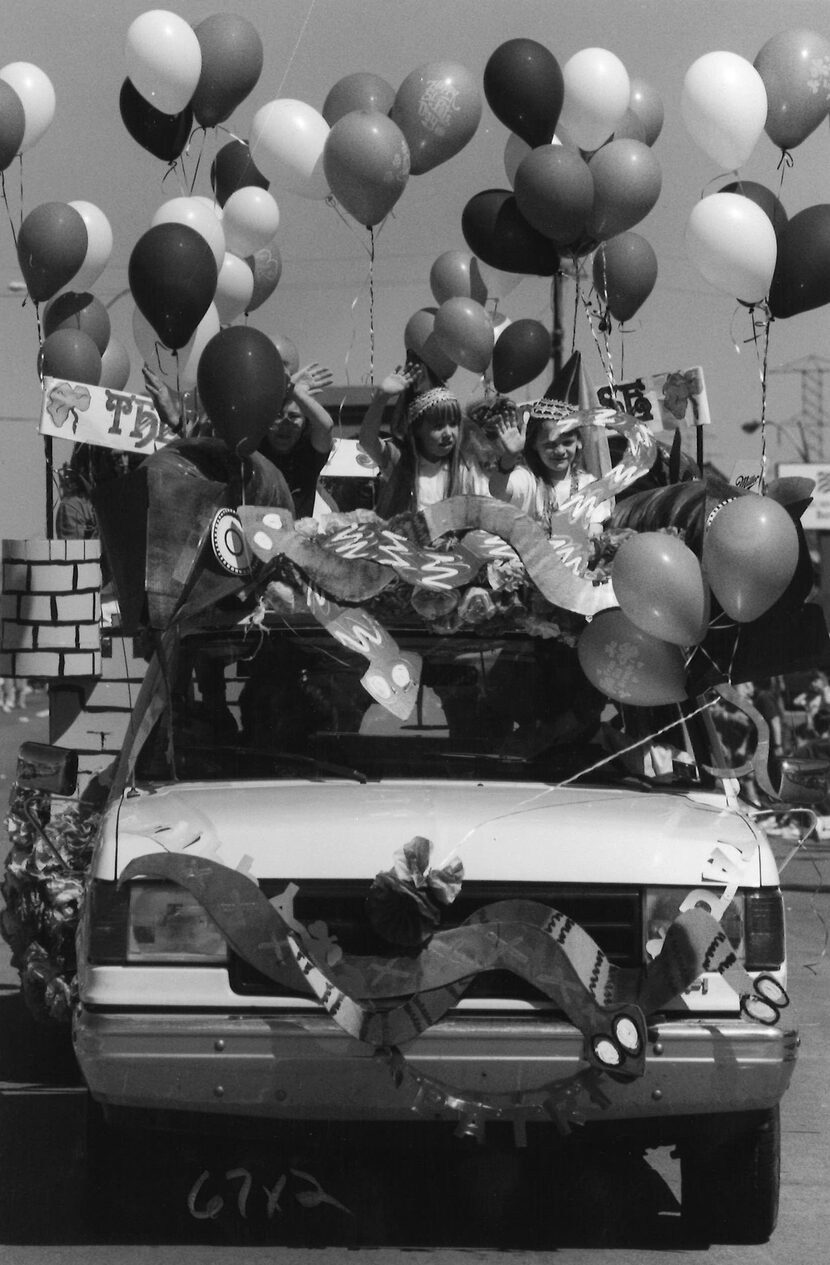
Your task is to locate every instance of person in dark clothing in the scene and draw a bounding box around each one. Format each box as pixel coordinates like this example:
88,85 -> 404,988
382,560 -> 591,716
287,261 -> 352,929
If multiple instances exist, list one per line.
256,362 -> 334,518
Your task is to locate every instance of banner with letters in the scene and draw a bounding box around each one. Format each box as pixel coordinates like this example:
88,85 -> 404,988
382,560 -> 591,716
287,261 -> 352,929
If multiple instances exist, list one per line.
595,365 -> 710,431
39,377 -> 177,453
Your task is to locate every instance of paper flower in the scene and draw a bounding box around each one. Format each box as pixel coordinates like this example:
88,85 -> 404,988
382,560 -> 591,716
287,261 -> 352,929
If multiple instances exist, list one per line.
366,836 -> 464,948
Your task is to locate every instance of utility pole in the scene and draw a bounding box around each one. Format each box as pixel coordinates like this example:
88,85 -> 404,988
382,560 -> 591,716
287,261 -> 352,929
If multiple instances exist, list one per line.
769,354 -> 830,463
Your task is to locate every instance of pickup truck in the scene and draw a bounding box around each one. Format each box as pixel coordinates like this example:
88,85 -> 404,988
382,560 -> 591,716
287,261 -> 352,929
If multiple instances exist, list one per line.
44,611 -> 807,1244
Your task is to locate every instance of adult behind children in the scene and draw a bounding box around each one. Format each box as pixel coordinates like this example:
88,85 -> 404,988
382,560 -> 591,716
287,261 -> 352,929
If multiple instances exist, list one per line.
359,358 -> 492,517
256,362 -> 334,519
492,396 -> 611,535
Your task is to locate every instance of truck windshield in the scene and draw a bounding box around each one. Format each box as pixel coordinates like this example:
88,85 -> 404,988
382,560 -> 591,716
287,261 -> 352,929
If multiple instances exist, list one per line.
134,625 -> 704,787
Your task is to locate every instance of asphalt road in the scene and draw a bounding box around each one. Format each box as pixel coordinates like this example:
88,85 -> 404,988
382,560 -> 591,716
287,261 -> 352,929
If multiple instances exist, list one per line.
1,697 -> 829,1260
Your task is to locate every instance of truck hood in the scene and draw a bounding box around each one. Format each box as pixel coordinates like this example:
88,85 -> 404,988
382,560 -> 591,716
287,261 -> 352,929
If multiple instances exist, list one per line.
102,779 -> 774,888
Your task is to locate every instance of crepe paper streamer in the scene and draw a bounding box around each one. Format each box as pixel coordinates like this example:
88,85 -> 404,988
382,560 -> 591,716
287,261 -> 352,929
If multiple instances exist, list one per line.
316,519 -> 480,591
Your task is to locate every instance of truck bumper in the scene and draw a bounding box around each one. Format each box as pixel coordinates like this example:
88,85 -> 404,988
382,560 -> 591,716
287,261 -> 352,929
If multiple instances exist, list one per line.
73,1007 -> 799,1126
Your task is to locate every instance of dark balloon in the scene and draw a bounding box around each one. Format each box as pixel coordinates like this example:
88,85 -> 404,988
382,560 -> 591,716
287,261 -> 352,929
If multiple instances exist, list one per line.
190,13 -> 264,128
129,223 -> 218,350
491,318 -> 551,392
119,77 -> 192,162
483,39 -> 564,147
720,179 -> 788,241
39,328 -> 102,385
769,204 -> 830,319
17,202 -> 88,303
210,137 -> 269,208
513,145 -> 594,244
0,79 -> 25,171
196,326 -> 286,456
461,188 -> 560,275
43,291 -> 111,354
592,232 -> 658,322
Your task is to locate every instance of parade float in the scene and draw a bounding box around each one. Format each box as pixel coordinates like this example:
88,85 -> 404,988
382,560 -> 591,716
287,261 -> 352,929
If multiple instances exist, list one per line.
2,11 -> 830,1243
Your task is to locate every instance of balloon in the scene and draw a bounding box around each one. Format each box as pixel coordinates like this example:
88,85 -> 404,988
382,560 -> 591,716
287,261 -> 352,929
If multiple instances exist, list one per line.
390,61 -> 481,174
249,99 -> 330,199
681,52 -> 768,169
190,13 -> 263,128
0,80 -> 25,170
17,203 -> 88,303
719,179 -> 788,242
558,48 -> 631,152
151,196 -> 225,272
462,189 -> 560,276
210,138 -> 269,208
129,222 -> 218,350
323,72 -> 396,126
514,145 -> 594,244
99,336 -> 131,390
67,201 -> 113,293
491,318 -> 551,392
39,328 -> 102,386
769,204 -> 830,318
403,308 -> 457,380
429,250 -> 487,306
119,77 -> 192,161
578,608 -> 687,705
43,291 -> 111,355
754,29 -> 830,151
245,244 -> 282,313
612,532 -> 709,645
214,252 -> 254,324
221,186 -> 279,256
133,303 -> 220,390
483,39 -> 564,147
0,62 -> 55,152
473,260 -> 523,303
433,297 -> 494,374
587,139 -> 662,240
124,10 -> 202,115
196,326 -> 287,456
323,110 -> 410,225
271,333 -> 299,378
592,231 -> 657,322
686,192 -> 777,305
492,312 -> 512,342
628,78 -> 663,146
611,109 -> 646,144
703,495 -> 799,622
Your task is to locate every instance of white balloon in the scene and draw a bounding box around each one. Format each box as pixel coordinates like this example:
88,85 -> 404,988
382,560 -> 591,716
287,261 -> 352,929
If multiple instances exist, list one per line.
686,192 -> 777,305
558,48 -> 630,152
133,302 -> 220,390
214,253 -> 255,325
249,99 -> 330,199
68,201 -> 113,291
125,10 -> 202,115
474,260 -> 522,303
681,52 -> 767,170
222,187 -> 280,257
0,61 -> 55,152
151,196 -> 225,271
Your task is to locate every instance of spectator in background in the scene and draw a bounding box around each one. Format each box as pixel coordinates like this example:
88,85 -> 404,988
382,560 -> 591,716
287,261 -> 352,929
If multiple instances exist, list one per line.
256,362 -> 335,519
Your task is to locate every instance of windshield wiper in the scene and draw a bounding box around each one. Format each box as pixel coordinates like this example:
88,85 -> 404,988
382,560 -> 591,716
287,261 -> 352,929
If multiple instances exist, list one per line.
181,745 -> 369,784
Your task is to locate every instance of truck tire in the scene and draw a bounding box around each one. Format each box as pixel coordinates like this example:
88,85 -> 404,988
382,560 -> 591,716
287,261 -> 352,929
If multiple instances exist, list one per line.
680,1106 -> 780,1243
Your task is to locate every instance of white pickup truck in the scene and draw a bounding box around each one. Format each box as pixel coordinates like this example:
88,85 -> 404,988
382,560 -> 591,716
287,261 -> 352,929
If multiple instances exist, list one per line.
48,613 -> 808,1244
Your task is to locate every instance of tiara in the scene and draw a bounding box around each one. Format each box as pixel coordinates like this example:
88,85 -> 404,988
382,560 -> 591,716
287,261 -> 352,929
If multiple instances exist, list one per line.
527,397 -> 579,425
407,386 -> 459,425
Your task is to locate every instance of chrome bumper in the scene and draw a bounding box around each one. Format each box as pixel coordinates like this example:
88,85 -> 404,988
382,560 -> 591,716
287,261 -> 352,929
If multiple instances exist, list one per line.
74,1007 -> 798,1125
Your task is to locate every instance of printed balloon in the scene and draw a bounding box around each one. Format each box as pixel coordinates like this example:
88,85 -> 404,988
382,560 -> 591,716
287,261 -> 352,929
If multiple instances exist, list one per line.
39,328 -> 102,386
245,244 -> 282,314
197,326 -> 287,455
17,202 -> 88,303
681,52 -> 767,169
491,318 -> 551,392
129,222 -> 218,350
613,532 -> 709,645
119,77 -> 192,161
578,608 -> 687,705
190,13 -> 263,128
703,495 -> 799,622
462,189 -> 560,275
323,72 -> 396,125
754,29 -> 830,151
390,61 -> 481,174
686,192 -> 777,305
323,110 -> 410,225
769,204 -> 830,318
592,231 -> 657,321
483,39 -> 564,147
43,291 -> 111,355
211,138 -> 269,208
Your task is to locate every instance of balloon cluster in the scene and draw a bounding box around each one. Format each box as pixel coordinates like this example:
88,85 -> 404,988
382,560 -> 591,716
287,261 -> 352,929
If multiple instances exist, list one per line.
681,30 -> 830,317
578,493 -> 801,707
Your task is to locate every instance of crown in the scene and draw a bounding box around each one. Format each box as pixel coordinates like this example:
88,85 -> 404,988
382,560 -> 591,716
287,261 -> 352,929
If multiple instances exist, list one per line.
407,386 -> 459,426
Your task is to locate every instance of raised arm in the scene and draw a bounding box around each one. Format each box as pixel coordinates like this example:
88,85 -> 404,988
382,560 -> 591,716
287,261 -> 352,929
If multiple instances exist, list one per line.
287,362 -> 334,454
488,409 -> 527,498
358,366 -> 415,469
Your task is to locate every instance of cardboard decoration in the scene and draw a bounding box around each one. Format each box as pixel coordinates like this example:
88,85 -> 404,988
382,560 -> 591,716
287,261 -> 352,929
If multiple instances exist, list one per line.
0,538 -> 102,678
39,377 -> 176,454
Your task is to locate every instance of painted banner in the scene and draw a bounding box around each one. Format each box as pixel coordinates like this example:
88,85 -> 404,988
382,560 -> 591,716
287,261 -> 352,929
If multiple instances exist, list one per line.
39,377 -> 178,453
596,366 -> 710,430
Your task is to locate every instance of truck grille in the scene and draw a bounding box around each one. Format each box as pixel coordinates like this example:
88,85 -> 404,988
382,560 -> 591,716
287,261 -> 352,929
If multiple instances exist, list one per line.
227,881 -> 642,1002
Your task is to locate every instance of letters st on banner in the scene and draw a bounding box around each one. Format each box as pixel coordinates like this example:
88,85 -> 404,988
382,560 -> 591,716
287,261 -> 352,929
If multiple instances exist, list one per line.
596,366 -> 710,430
39,377 -> 177,455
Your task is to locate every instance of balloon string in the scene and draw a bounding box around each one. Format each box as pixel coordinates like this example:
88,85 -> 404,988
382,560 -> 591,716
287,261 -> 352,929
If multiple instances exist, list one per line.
17,152 -> 23,233
275,0 -> 319,96
580,291 -> 616,402
187,126 -> 207,196
776,149 -> 794,173
1,170 -> 18,249
368,226 -> 376,385
755,305 -> 772,495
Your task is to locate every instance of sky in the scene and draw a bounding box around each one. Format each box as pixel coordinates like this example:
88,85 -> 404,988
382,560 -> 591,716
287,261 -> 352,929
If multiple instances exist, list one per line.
3,0 -> 830,544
